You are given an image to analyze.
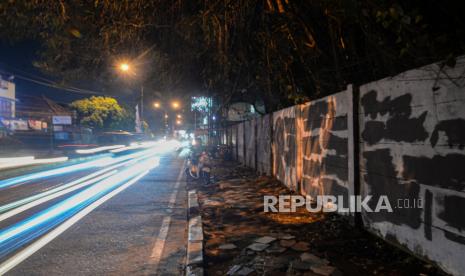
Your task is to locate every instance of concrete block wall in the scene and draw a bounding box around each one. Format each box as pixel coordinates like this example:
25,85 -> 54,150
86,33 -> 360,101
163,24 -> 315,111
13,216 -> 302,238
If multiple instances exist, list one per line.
298,87 -> 354,212
237,122 -> 245,163
359,57 -> 465,275
224,56 -> 465,275
245,119 -> 256,168
273,106 -> 298,191
256,114 -> 272,175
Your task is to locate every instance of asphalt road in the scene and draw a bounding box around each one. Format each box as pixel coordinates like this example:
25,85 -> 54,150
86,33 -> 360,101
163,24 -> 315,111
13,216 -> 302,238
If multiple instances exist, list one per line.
0,144 -> 187,275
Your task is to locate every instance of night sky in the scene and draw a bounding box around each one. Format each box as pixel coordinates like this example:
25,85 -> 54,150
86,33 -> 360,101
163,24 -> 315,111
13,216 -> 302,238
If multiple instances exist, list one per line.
0,41 -> 103,104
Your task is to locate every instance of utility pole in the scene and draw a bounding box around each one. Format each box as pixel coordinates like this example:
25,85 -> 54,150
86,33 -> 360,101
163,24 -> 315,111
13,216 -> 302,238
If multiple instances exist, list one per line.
140,85 -> 144,123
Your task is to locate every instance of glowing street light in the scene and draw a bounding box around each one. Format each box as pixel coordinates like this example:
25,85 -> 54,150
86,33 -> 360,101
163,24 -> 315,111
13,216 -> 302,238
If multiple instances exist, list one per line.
119,62 -> 130,73
171,101 -> 180,109
154,102 -> 161,108
176,114 -> 182,119
176,120 -> 182,125
164,114 -> 169,119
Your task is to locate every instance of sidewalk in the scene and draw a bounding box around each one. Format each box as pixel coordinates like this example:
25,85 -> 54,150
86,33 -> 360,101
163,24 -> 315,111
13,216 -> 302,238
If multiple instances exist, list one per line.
187,160 -> 447,276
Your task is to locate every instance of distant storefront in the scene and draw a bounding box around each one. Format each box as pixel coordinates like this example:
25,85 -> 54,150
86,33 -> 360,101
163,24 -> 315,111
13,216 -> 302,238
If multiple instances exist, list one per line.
0,75 -> 15,119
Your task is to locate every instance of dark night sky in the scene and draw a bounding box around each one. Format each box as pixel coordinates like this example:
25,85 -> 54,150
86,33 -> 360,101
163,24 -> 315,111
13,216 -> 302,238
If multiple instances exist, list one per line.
0,41 -> 100,104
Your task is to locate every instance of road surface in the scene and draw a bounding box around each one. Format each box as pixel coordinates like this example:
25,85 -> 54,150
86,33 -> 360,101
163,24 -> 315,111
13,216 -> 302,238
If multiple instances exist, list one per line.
0,142 -> 187,275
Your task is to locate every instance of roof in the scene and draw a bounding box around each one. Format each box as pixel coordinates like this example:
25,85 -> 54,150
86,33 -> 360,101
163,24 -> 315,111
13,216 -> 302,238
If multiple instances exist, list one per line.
15,95 -> 72,118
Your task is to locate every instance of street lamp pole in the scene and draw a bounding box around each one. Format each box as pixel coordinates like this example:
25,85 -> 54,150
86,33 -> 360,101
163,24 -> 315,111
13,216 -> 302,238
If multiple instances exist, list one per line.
140,85 -> 144,123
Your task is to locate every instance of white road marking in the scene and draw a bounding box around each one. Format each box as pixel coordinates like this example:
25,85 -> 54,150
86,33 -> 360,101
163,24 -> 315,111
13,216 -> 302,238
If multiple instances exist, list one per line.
0,171 -> 149,275
149,161 -> 184,273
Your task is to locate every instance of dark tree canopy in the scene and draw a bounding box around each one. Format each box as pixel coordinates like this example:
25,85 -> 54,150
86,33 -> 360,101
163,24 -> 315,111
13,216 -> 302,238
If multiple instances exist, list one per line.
1,0 -> 464,112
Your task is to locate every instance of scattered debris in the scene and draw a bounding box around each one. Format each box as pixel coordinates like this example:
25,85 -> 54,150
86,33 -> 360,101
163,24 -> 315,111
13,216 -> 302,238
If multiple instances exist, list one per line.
247,243 -> 269,252
291,241 -> 310,252
300,252 -> 329,265
219,243 -> 237,250
311,265 -> 337,276
226,264 -> 242,275
279,234 -> 296,240
254,236 -> 276,244
190,159 -> 448,276
279,239 -> 297,248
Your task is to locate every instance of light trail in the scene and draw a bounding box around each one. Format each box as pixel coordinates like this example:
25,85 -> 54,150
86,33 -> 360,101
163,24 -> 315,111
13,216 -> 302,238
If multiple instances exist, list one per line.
0,170 -> 149,275
0,171 -> 116,222
0,147 -> 162,218
0,157 -> 69,170
0,139 -> 180,270
0,156 -> 160,256
75,145 -> 125,154
0,140 -> 179,191
0,157 -> 112,190
0,157 -> 34,163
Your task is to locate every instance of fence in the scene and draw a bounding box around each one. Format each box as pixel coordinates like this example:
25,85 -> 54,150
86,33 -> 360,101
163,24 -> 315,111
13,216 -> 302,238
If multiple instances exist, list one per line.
219,56 -> 465,276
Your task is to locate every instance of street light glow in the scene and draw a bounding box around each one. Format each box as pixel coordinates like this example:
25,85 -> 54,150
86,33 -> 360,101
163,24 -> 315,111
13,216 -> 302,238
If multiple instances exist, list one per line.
176,114 -> 182,119
171,101 -> 180,109
154,102 -> 160,108
119,62 -> 130,72
176,120 -> 182,125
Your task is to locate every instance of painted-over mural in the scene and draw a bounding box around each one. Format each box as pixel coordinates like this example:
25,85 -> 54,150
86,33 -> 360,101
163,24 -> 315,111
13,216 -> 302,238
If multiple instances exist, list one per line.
360,57 -> 465,275
299,89 -> 352,207
273,106 -> 297,190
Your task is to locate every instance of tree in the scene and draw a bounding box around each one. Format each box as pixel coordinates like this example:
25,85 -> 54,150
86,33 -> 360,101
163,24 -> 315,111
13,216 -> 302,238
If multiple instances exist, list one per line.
1,1 -> 464,112
70,96 -> 133,131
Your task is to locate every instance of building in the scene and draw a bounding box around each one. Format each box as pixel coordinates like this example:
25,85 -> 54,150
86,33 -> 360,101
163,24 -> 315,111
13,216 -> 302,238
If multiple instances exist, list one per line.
0,74 -> 15,119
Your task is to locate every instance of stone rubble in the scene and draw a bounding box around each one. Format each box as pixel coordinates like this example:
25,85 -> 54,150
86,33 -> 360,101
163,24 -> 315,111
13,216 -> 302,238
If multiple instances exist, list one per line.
191,159 -> 447,276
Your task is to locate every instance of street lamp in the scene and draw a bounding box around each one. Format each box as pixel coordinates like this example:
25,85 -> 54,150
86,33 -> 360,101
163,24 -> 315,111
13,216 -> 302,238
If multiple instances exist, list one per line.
119,63 -> 130,72
176,120 -> 182,125
116,61 -> 145,130
154,102 -> 160,108
171,101 -> 180,109
176,114 -> 182,119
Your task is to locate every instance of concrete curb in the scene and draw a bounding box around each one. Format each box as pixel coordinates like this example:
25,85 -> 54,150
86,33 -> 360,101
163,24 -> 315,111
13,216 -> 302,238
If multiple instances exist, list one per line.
186,190 -> 204,276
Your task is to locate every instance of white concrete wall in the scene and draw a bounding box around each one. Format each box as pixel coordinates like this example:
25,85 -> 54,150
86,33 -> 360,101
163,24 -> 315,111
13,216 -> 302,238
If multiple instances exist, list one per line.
359,56 -> 465,275
298,87 -> 354,214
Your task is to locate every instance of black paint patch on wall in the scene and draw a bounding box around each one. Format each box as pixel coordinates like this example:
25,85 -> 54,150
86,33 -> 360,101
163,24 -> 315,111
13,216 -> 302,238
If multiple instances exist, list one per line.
403,154 -> 465,191
424,189 -> 433,240
303,135 -> 321,155
363,149 -> 422,229
362,90 -> 411,119
301,177 -> 349,203
303,159 -> 321,178
438,195 -> 465,231
302,101 -> 328,132
274,116 -> 296,186
430,119 -> 465,149
324,155 -> 349,181
332,116 -> 348,131
302,154 -> 348,182
444,231 -> 465,245
302,101 -> 348,132
361,90 -> 428,144
361,121 -> 385,145
321,132 -> 348,156
321,178 -> 349,203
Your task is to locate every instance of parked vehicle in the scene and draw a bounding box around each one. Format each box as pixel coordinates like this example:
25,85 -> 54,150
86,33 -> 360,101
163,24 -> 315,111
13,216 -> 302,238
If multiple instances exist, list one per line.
185,148 -> 212,184
97,131 -> 134,146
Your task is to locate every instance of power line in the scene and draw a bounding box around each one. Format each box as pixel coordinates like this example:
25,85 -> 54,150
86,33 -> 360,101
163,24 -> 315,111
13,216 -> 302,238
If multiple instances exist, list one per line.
0,68 -> 107,96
